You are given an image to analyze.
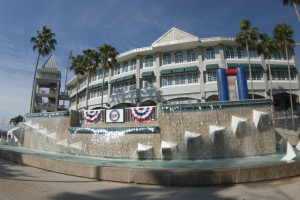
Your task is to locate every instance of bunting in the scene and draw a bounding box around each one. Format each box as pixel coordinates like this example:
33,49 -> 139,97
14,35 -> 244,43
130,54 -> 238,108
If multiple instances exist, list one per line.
82,110 -> 102,122
129,106 -> 155,122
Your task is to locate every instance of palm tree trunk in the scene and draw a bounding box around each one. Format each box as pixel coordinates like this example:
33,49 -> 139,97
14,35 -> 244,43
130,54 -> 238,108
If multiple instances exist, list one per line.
285,42 -> 295,130
29,52 -> 41,113
101,70 -> 105,109
292,1 -> 300,22
246,42 -> 254,99
267,57 -> 273,100
76,76 -> 79,110
85,71 -> 90,110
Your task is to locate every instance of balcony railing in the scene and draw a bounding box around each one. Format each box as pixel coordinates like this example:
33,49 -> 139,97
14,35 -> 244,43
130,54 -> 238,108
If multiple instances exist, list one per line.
36,103 -> 55,108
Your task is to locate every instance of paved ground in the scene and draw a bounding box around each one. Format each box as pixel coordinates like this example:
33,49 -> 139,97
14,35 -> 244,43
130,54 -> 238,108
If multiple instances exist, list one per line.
0,158 -> 300,200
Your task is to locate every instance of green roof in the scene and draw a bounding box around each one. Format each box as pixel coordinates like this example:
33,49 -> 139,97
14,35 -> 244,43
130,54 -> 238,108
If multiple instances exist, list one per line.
116,77 -> 125,82
141,71 -> 154,77
109,79 -> 117,84
88,82 -> 108,89
267,64 -> 296,70
160,69 -> 172,75
172,67 -> 185,74
206,64 -> 219,70
227,63 -> 263,69
124,74 -> 136,80
185,66 -> 198,72
77,88 -> 86,95
69,94 -> 76,100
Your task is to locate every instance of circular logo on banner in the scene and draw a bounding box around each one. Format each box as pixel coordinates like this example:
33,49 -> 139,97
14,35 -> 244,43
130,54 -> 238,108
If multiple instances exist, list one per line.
109,109 -> 120,122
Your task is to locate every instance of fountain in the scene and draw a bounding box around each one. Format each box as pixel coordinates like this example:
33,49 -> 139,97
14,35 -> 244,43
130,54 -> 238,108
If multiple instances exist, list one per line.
1,68 -> 299,185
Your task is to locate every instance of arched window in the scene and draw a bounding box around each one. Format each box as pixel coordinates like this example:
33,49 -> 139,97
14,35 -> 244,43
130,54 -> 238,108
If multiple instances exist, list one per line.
237,47 -> 246,59
206,48 -> 215,60
145,56 -> 153,67
122,62 -> 128,73
162,53 -> 171,65
225,47 -> 234,59
249,48 -> 257,59
187,50 -> 196,62
175,51 -> 183,63
130,59 -> 136,70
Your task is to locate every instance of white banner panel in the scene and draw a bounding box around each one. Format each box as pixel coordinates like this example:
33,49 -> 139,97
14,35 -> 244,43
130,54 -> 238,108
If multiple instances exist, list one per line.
105,109 -> 124,123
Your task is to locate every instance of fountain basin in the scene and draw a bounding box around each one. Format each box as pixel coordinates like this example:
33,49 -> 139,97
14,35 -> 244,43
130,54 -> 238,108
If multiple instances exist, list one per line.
0,146 -> 300,186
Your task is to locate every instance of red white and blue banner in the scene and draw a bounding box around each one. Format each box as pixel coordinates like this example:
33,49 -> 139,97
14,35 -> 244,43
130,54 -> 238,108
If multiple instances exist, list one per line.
82,110 -> 102,123
129,106 -> 155,122
106,109 -> 124,123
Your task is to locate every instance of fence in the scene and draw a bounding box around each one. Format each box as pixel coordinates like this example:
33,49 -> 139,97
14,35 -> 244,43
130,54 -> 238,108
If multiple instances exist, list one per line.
274,110 -> 300,131
80,106 -> 157,124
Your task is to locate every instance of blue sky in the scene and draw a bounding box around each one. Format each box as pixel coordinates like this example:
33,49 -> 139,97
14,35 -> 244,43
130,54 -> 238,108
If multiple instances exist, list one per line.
0,0 -> 299,121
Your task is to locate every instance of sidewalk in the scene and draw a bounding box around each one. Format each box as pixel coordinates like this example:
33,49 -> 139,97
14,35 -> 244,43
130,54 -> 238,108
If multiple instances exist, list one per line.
0,158 -> 300,200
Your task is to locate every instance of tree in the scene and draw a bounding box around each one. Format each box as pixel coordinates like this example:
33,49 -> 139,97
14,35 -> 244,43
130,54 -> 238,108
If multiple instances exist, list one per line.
282,0 -> 300,22
70,55 -> 86,110
257,33 -> 277,99
82,49 -> 98,110
273,23 -> 295,129
236,20 -> 259,99
97,44 -> 119,109
29,26 -> 57,113
9,115 -> 24,127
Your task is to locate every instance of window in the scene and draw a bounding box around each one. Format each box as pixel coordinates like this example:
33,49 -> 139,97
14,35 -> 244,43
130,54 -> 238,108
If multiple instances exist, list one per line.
91,72 -> 97,82
175,51 -> 183,63
207,71 -> 217,82
188,73 -> 198,83
129,80 -> 136,90
290,71 -> 296,80
144,78 -> 155,88
79,78 -> 87,89
249,48 -> 257,59
114,65 -> 121,75
145,56 -> 153,67
162,53 -> 171,65
246,70 -> 262,80
130,59 -> 136,71
225,47 -> 234,59
187,50 -> 196,62
206,48 -> 215,60
274,52 -> 281,60
162,76 -> 173,86
98,69 -> 108,79
175,74 -> 185,85
271,71 -> 276,80
237,47 -> 246,59
122,62 -> 128,73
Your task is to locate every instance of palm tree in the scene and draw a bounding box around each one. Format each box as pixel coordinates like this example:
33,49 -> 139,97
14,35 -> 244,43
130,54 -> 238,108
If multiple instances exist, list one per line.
282,0 -> 300,22
274,23 -> 295,129
70,55 -> 86,110
29,25 -> 57,113
82,49 -> 98,110
97,44 -> 119,109
257,33 -> 277,100
236,20 -> 259,99
9,115 -> 24,127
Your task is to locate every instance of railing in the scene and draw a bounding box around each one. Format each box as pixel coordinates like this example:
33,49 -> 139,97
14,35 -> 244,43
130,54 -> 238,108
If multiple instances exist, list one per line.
60,92 -> 69,96
36,103 -> 55,108
79,106 -> 157,124
274,110 -> 300,130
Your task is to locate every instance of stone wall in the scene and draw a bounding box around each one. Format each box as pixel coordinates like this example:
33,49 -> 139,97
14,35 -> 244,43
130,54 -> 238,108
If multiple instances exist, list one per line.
21,100 -> 276,159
